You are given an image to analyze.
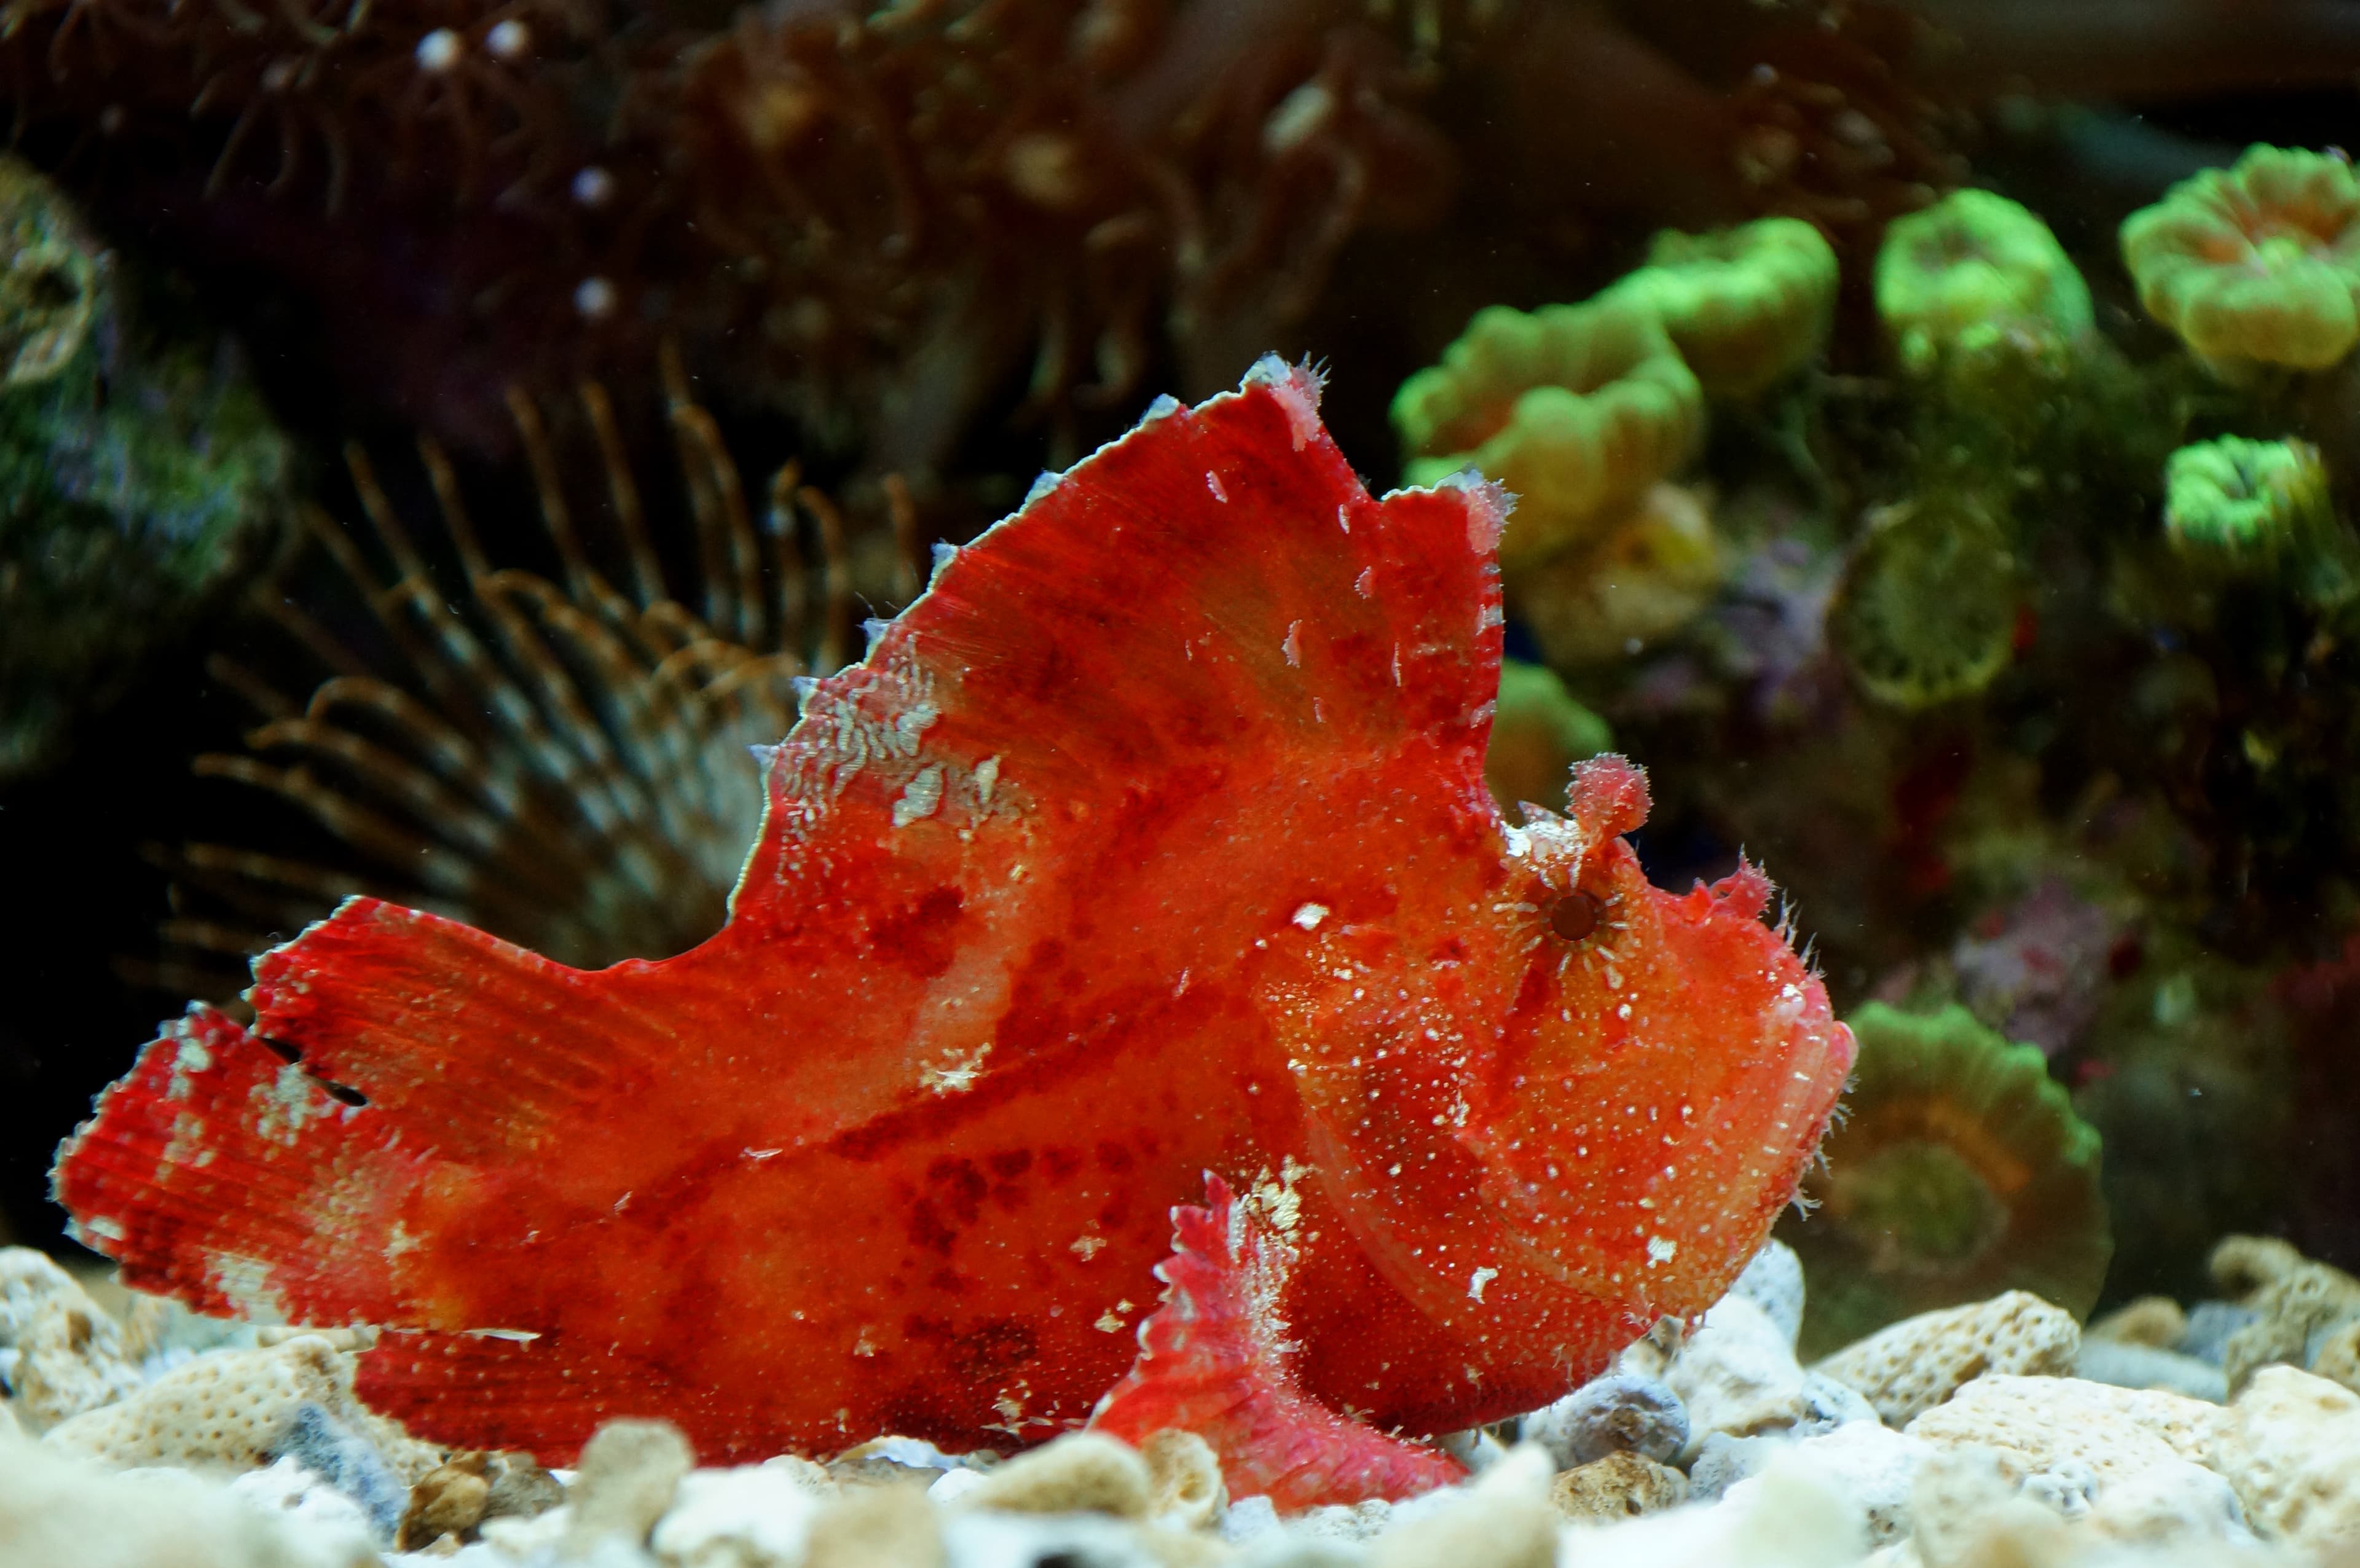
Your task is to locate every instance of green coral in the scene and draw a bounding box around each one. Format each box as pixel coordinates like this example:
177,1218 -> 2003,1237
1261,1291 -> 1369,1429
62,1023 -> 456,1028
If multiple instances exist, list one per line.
1483,657 -> 1611,812
1607,216 -> 1839,398
1393,293 -> 1703,571
0,155 -> 291,778
1782,1002 -> 2112,1360
2160,436 -> 2356,608
1514,480 -> 1722,666
1876,190 -> 2093,377
2164,436 -> 2333,560
1830,495 -> 2020,709
2122,145 -> 2360,374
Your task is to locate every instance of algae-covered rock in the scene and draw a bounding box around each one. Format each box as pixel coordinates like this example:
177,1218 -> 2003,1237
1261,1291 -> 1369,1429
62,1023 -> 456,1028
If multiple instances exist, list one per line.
0,155 -> 289,778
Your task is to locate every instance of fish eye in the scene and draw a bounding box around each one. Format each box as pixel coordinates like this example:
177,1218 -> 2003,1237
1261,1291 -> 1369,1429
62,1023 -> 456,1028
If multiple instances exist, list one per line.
1548,889 -> 1602,942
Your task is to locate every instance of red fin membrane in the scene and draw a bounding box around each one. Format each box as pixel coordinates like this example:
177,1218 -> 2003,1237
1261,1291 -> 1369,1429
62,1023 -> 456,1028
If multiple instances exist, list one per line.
1090,1176 -> 1467,1512
50,1004 -> 413,1323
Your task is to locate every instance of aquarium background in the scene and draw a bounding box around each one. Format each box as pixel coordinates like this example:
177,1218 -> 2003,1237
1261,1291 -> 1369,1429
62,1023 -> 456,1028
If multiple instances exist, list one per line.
4,0 -> 2360,1338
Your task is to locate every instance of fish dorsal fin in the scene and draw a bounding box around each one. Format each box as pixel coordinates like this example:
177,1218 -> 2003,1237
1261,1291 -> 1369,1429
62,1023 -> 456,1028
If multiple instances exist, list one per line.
726,358 -> 1509,925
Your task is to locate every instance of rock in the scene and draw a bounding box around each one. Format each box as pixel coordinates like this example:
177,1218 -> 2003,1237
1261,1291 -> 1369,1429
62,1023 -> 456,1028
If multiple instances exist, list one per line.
2205,1363 -> 2360,1553
649,1459 -> 833,1568
226,1457 -> 383,1555
0,1425 -> 376,1568
1548,1451 -> 1688,1523
2177,1301 -> 2257,1368
2209,1235 -> 2360,1395
1906,1445 -> 2066,1568
1777,1422 -> 1932,1547
1366,1444 -> 1555,1568
1524,1370 -> 1689,1467
272,1401 -> 408,1540
1560,1449 -> 1868,1567
483,1450 -> 567,1522
1905,1376 -> 2216,1493
2072,1338 -> 2227,1403
802,1484 -> 944,1568
1664,1295 -> 1811,1446
1688,1432 -> 1788,1500
1733,1240 -> 1808,1348
2084,1296 -> 2187,1349
400,1455 -> 494,1550
2314,1318 -> 2360,1396
940,1508 -> 1173,1568
42,1335 -> 438,1481
1815,1293 -> 2080,1426
565,1419 -> 694,1552
1139,1429 -> 1225,1529
0,1247 -> 142,1430
2082,1456 -> 2252,1549
958,1431 -> 1150,1518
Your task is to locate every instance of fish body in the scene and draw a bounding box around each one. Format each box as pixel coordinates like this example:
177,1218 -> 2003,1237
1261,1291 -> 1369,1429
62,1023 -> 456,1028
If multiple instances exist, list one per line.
55,361 -> 1851,1467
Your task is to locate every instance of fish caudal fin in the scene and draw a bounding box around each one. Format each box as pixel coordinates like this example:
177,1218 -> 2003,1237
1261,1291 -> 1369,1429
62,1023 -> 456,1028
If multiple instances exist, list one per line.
1090,1177 -> 1466,1511
52,1003 -> 415,1323
54,895 -> 663,1327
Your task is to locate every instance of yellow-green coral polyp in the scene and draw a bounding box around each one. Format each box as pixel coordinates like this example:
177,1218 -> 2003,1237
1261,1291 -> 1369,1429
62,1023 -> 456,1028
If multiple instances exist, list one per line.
1876,190 -> 2093,376
1783,1002 -> 2112,1361
2163,436 -> 2333,563
2122,145 -> 2360,372
1607,217 -> 1839,397
1393,294 -> 1703,569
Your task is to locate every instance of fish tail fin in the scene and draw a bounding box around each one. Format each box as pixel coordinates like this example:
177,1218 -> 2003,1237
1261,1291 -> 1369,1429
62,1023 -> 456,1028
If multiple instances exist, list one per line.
54,896 -> 660,1325
51,1003 -> 412,1322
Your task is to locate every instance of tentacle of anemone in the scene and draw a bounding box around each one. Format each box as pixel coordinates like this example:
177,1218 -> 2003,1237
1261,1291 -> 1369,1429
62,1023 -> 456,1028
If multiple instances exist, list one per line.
128,381 -> 901,1004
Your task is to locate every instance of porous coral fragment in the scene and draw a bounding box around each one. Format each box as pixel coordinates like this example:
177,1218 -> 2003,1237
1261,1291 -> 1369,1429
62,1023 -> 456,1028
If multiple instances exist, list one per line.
1393,294 -> 1704,570
2122,144 -> 2360,373
1607,217 -> 1840,398
1782,1002 -> 2110,1362
1876,189 -> 2093,376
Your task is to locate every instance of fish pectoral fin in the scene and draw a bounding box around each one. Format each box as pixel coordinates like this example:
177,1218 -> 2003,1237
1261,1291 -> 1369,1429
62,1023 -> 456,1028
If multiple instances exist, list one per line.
358,1327 -> 723,1465
1087,1174 -> 1467,1512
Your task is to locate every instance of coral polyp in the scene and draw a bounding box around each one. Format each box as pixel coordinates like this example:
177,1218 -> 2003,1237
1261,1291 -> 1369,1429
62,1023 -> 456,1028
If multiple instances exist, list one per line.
2163,436 -> 2334,565
1393,294 -> 1703,570
1607,217 -> 1840,399
2122,144 -> 2360,374
1876,189 -> 2093,375
1828,495 -> 2019,710
1782,1002 -> 2111,1362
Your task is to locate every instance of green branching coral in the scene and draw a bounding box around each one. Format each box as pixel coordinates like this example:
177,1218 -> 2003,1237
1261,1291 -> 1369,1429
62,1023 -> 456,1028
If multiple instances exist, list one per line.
0,156 -> 291,778
2122,145 -> 2360,374
1830,496 -> 2019,709
1393,293 -> 1704,570
1876,189 -> 2093,377
1782,1002 -> 2112,1361
1483,657 -> 1611,812
1607,216 -> 1839,398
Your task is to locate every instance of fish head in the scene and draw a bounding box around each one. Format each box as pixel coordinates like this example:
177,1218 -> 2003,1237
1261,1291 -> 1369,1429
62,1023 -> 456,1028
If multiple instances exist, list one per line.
1288,751 -> 1853,1378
